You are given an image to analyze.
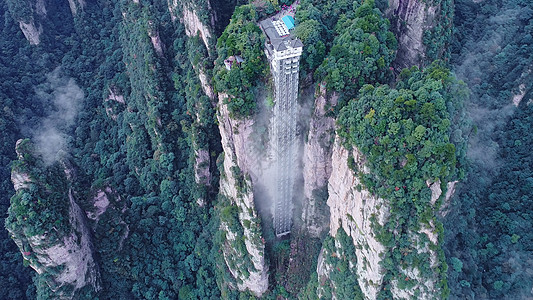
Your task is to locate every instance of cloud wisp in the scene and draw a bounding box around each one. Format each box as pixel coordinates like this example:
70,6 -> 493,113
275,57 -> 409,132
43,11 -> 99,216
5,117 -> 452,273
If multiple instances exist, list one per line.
32,68 -> 84,165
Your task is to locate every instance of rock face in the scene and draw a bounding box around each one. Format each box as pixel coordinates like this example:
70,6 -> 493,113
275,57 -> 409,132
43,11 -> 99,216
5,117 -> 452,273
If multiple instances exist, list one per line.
68,0 -> 86,15
301,85 -> 336,237
217,94 -> 268,296
197,68 -> 215,100
194,149 -> 211,186
6,0 -> 48,45
182,6 -> 212,50
7,0 -> 47,45
327,137 -> 389,299
11,191 -> 100,299
324,136 -> 455,299
86,187 -> 129,249
315,247 -> 330,296
36,0 -> 47,16
7,141 -> 100,298
86,189 -> 111,224
19,20 -> 43,45
147,24 -> 164,57
386,0 -> 440,69
104,87 -> 126,121
11,171 -> 31,191
513,83 -> 528,106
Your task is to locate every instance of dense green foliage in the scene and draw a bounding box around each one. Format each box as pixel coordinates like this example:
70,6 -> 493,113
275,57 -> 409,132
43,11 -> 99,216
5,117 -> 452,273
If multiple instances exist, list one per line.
5,0 -> 34,22
300,228 -> 363,299
5,140 -> 98,299
82,1 -> 221,298
474,104 -> 533,298
316,0 -> 397,97
451,0 -> 533,108
293,0 -> 353,75
6,141 -> 71,240
0,0 -> 530,298
1,0 -> 223,298
337,62 -> 469,298
214,5 -> 267,118
422,0 -> 454,63
443,0 -> 533,298
338,62 -> 468,224
445,102 -> 533,299
0,0 -> 77,297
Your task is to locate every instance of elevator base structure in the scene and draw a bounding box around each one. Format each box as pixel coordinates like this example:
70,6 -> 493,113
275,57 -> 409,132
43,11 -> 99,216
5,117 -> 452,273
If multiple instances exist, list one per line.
260,18 -> 303,237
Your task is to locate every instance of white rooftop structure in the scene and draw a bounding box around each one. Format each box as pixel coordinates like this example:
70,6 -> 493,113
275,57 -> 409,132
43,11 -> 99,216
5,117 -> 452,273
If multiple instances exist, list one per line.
273,20 -> 289,37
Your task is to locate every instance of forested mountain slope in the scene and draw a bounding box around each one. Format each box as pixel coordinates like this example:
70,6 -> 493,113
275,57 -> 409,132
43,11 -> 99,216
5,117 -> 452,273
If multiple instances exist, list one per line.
1,0 -> 229,298
0,0 -> 530,299
444,0 -> 533,299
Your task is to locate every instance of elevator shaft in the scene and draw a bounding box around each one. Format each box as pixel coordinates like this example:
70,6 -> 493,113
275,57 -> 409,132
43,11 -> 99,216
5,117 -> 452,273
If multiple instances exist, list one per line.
271,53 -> 300,237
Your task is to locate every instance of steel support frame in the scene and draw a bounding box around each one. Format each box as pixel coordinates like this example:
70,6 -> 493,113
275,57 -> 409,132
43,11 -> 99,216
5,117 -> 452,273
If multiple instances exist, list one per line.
272,56 -> 299,237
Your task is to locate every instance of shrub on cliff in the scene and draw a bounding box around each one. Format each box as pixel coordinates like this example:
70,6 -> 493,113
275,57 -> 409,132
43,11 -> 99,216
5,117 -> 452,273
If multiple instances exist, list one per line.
213,5 -> 267,119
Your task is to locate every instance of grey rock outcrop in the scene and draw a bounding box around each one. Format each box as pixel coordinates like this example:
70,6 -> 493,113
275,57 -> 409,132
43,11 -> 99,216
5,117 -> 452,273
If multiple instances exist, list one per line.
67,0 -> 86,15
35,0 -> 46,16
147,22 -> 165,57
197,68 -> 216,100
387,0 -> 440,69
327,137 -> 389,298
7,141 -> 100,298
194,149 -> 211,187
513,83 -> 528,106
301,85 -> 336,237
10,190 -> 100,299
324,135 -> 456,299
19,20 -> 43,45
217,94 -> 268,296
7,0 -> 46,45
180,4 -> 212,50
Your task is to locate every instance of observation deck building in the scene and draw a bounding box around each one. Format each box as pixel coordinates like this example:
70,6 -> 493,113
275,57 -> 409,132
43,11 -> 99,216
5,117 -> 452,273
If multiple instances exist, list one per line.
259,18 -> 303,237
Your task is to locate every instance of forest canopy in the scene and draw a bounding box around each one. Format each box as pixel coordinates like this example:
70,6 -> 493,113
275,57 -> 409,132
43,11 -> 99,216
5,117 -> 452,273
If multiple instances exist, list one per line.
214,5 -> 267,118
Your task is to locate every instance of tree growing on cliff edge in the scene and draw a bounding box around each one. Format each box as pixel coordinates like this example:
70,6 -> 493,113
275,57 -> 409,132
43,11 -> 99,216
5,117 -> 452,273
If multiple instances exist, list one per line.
316,0 -> 397,100
213,4 -> 267,119
338,61 -> 468,191
337,61 -> 469,298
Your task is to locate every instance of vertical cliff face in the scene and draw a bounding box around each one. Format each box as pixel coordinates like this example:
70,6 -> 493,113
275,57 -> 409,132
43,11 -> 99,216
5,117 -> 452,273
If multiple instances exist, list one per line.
147,22 -> 165,57
167,0 -> 213,50
167,2 -> 217,198
35,0 -> 46,15
182,6 -> 212,50
7,0 -> 47,45
512,83 -> 529,107
67,0 -> 85,16
301,85 -> 336,237
190,96 -> 216,206
386,0 -> 451,69
216,95 -> 268,296
196,68 -> 216,101
179,4 -> 216,99
170,0 -> 239,43
6,140 -> 100,298
323,135 -> 457,299
9,191 -> 100,298
327,137 -> 389,299
19,20 -> 43,45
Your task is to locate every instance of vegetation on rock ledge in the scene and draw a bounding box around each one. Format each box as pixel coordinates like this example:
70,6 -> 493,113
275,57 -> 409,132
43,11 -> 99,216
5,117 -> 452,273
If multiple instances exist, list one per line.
214,5 -> 267,119
337,61 -> 469,298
